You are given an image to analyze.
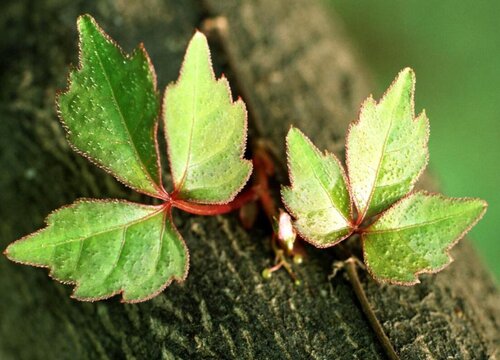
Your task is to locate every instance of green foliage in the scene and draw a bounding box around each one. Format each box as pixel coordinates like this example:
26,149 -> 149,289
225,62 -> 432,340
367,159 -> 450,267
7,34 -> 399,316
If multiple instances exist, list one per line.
346,68 -> 429,221
331,0 -> 500,280
282,69 -> 486,284
282,128 -> 352,247
57,15 -> 164,198
5,15 -> 251,302
5,14 -> 488,300
6,201 -> 188,302
363,192 -> 486,284
164,32 -> 252,204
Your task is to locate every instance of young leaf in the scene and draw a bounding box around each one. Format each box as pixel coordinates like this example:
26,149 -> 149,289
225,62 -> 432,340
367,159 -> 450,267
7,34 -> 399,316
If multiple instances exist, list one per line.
164,31 -> 252,204
281,128 -> 352,247
346,68 -> 429,221
4,200 -> 188,303
363,192 -> 487,284
57,15 -> 165,199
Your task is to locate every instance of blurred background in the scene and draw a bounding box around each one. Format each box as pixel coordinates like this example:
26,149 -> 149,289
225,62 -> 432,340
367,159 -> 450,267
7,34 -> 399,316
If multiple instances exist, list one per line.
328,0 -> 499,280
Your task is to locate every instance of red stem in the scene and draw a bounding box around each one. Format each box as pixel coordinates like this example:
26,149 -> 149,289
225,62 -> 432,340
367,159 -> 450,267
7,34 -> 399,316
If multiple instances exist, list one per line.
171,187 -> 259,216
253,144 -> 278,221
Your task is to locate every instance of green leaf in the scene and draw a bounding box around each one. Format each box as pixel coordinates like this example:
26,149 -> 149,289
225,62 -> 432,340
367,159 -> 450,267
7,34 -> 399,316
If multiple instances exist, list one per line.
281,128 -> 352,247
346,68 -> 429,221
57,15 -> 165,198
164,31 -> 252,204
5,200 -> 188,303
363,192 -> 487,284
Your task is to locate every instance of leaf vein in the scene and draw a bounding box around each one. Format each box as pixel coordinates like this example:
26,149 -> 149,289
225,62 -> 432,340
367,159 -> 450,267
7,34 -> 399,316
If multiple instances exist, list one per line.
40,207 -> 163,249
175,48 -> 200,193
368,210 -> 474,234
309,156 -> 349,223
92,42 -> 159,192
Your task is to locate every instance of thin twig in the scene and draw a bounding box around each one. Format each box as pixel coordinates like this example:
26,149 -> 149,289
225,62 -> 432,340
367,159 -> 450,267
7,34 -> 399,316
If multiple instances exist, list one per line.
345,258 -> 400,360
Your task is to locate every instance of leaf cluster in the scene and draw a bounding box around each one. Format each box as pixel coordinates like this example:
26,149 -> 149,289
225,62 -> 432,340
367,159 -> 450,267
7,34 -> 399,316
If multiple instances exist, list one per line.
282,69 -> 486,284
4,15 -> 487,302
5,15 -> 251,302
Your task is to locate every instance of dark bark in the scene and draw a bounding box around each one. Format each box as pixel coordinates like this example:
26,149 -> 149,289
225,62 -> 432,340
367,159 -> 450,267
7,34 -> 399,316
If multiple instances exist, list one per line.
0,0 -> 498,359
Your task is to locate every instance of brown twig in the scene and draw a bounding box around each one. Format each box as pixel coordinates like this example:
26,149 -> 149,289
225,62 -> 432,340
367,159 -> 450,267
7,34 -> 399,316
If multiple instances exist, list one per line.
345,258 -> 400,360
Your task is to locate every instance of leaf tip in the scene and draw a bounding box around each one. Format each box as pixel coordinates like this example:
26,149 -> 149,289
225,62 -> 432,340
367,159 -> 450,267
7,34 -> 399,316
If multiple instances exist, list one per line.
398,67 -> 416,84
286,125 -> 301,141
193,29 -> 207,39
3,241 -> 19,260
76,13 -> 98,34
472,198 -> 488,219
189,30 -> 210,51
3,245 -> 10,258
3,239 -> 33,266
478,198 -> 488,209
455,195 -> 488,223
286,127 -> 315,150
383,67 -> 416,104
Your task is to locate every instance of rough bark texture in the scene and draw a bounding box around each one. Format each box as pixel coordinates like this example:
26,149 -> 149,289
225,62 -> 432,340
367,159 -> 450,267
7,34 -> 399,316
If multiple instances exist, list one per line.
0,0 -> 498,359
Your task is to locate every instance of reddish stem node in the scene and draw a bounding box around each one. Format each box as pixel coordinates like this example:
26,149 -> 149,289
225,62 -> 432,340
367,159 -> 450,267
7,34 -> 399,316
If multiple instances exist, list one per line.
252,143 -> 278,221
171,187 -> 259,216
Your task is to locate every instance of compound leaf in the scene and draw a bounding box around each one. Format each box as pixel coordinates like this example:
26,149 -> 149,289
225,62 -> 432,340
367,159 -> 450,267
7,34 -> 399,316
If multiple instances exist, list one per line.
281,128 -> 352,247
164,31 -> 252,204
57,15 -> 165,198
346,68 -> 429,221
5,200 -> 188,303
363,192 -> 487,284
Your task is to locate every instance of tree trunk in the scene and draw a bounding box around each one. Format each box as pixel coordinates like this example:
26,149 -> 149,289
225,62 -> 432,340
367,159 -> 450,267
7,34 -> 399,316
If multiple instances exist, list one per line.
0,0 -> 498,359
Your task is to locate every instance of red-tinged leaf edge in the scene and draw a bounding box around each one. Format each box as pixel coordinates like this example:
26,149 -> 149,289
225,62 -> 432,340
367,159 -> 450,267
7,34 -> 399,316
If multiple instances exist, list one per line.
281,126 -> 355,249
3,199 -> 190,303
345,67 -> 430,223
56,14 -> 168,200
361,190 -> 488,286
163,30 -> 252,205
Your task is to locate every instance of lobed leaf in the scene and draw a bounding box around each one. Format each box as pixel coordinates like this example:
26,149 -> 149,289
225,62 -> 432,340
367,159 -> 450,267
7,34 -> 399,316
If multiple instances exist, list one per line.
363,192 -> 487,284
281,128 -> 352,247
57,15 -> 165,198
5,200 -> 188,303
164,32 -> 252,204
346,68 -> 429,221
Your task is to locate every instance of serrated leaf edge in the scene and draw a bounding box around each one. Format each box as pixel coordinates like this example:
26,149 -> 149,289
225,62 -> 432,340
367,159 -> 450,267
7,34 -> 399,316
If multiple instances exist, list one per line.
361,190 -> 487,286
163,31 -> 252,205
345,67 -> 430,222
3,199 -> 190,303
281,126 -> 354,248
56,14 -> 167,200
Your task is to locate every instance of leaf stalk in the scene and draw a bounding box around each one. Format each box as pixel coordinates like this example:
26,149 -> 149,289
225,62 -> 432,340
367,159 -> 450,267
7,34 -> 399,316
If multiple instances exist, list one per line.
171,187 -> 259,216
